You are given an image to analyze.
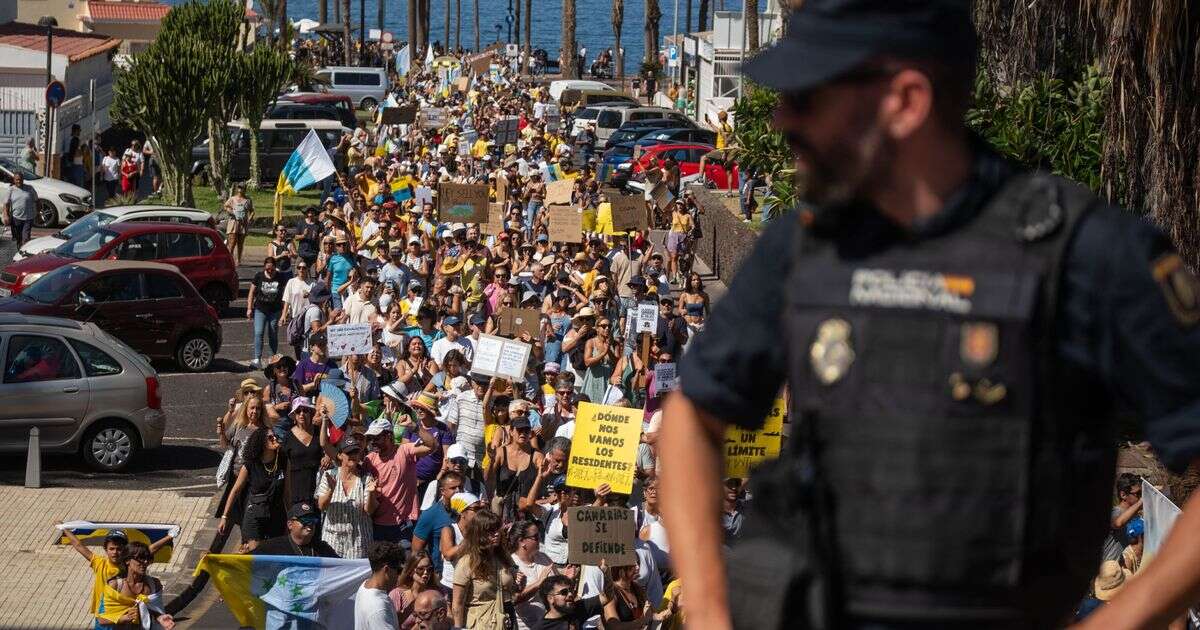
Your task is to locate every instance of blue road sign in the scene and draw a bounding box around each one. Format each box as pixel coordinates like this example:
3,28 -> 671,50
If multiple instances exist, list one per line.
45,80 -> 66,108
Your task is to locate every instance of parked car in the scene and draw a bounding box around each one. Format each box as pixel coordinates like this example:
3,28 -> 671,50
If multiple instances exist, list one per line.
598,142 -> 637,184
593,106 -> 693,143
623,143 -> 739,190
635,127 -> 717,148
191,119 -> 349,184
0,260 -> 222,372
604,119 -> 701,151
0,222 -> 239,310
560,89 -> 638,112
268,99 -> 357,130
548,80 -> 615,101
0,312 -> 165,471
0,157 -> 92,228
314,66 -> 389,109
14,205 -> 216,262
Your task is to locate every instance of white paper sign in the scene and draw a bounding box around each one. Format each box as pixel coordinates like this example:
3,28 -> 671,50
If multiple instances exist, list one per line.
653,362 -> 677,395
327,323 -> 373,357
635,302 -> 659,334
625,308 -> 637,342
469,333 -> 531,381
415,186 -> 434,206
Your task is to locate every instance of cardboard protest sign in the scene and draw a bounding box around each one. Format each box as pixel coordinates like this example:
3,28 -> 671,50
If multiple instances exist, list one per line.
380,105 -> 417,125
469,334 -> 532,381
650,181 -> 675,209
493,116 -> 520,146
419,107 -> 448,129
567,507 -> 638,566
653,362 -> 677,395
496,307 -> 541,338
469,54 -> 493,76
483,202 -> 506,236
724,396 -> 785,478
415,186 -> 434,206
547,205 -> 583,243
635,302 -> 658,334
545,179 -> 574,205
609,194 -> 648,231
438,183 -> 489,223
455,76 -> 470,92
327,323 -> 373,357
565,402 -> 641,493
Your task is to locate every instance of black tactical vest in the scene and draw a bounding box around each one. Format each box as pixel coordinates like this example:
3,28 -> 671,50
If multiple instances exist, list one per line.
729,174 -> 1118,629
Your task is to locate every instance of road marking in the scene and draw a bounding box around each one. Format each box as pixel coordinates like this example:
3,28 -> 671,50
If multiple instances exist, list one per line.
163,437 -> 220,443
156,481 -> 216,492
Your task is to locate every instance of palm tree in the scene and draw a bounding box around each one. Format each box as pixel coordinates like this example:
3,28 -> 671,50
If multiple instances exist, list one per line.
513,0 -> 521,48
319,0 -> 327,24
342,0 -> 351,64
561,0 -> 577,79
744,0 -> 758,52
408,0 -> 418,69
454,0 -> 461,51
377,0 -> 384,32
522,0 -> 531,73
697,0 -> 708,31
644,0 -> 661,68
473,0 -> 480,51
444,0 -> 450,51
612,0 -> 624,83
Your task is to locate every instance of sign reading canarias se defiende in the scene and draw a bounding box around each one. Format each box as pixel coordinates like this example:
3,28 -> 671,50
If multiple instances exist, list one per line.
565,402 -> 642,494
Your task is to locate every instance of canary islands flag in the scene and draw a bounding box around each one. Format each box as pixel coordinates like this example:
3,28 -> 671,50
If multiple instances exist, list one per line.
195,554 -> 370,630
56,521 -> 179,563
274,129 -> 336,222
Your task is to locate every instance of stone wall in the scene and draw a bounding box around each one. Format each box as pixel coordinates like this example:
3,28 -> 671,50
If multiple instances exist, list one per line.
690,185 -> 760,286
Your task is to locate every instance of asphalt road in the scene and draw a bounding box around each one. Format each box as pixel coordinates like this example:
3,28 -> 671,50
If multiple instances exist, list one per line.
0,228 -> 262,494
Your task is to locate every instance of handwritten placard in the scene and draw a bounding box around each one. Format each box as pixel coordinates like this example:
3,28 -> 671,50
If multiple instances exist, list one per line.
653,362 -> 677,395
438,183 -> 489,223
496,307 -> 541,339
609,194 -> 648,231
381,105 -> 416,125
635,302 -> 658,334
724,397 -> 786,478
414,186 -> 434,206
545,179 -> 574,206
567,507 -> 638,566
547,205 -> 582,243
327,323 -> 373,357
419,107 -> 448,129
565,402 -> 642,494
469,333 -> 532,381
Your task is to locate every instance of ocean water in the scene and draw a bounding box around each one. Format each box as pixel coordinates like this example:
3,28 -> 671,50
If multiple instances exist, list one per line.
195,0 -> 769,75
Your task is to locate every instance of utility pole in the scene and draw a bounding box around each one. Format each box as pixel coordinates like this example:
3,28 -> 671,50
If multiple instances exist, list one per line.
38,16 -> 57,178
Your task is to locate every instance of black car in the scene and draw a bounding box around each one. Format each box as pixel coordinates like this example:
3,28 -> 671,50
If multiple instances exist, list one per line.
636,127 -> 717,147
266,101 -> 357,130
603,118 -> 700,151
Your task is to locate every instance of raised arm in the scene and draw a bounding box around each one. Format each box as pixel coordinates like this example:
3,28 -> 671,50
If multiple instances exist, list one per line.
55,521 -> 93,561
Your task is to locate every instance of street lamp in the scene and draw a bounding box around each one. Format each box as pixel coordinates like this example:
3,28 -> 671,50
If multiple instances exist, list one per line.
37,16 -> 57,178
494,23 -> 502,44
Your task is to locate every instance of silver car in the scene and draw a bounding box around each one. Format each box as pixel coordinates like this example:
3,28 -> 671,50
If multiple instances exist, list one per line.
0,313 -> 166,471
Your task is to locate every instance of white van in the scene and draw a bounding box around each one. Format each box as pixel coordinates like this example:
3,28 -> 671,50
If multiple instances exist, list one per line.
315,66 -> 389,109
548,80 -> 614,101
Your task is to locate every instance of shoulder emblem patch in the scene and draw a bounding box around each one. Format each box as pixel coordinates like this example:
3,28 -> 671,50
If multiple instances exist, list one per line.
1152,253 -> 1200,328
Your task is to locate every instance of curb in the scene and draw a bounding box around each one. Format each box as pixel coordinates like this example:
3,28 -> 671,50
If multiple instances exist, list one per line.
161,492 -> 228,612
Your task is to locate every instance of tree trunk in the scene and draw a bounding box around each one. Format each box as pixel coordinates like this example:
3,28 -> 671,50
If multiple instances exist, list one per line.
377,0 -> 384,32
522,0 -> 531,73
319,0 -> 327,25
473,0 -> 480,51
455,0 -> 461,51
513,0 -> 521,48
645,0 -> 661,67
333,0 -> 340,25
612,0 -> 624,82
408,0 -> 418,70
421,0 -> 431,55
561,0 -> 576,79
744,0 -> 758,52
206,118 -> 232,202
279,0 -> 288,48
343,0 -> 352,64
697,0 -> 708,31
444,0 -> 450,51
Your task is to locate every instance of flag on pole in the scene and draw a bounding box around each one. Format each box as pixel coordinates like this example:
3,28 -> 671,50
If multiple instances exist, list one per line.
274,129 -> 336,222
195,553 -> 370,629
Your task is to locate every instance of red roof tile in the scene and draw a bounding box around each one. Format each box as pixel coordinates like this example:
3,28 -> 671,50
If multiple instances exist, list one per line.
0,22 -> 120,62
85,1 -> 172,23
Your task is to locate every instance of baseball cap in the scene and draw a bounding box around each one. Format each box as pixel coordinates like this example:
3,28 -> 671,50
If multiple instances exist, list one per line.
289,502 -> 321,523
104,529 -> 129,544
339,436 -> 363,454
741,0 -> 976,93
443,315 -> 462,326
446,443 -> 468,465
468,312 -> 487,327
511,415 -> 532,430
389,246 -> 404,257
364,418 -> 393,436
290,397 -> 315,414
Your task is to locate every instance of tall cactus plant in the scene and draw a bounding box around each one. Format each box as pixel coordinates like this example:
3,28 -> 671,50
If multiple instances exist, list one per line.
239,45 -> 296,189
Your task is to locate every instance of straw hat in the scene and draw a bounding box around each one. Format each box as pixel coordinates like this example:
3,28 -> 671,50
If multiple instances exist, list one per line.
410,391 -> 440,415
439,256 -> 466,275
239,377 -> 261,393
572,306 -> 596,321
1093,560 -> 1132,601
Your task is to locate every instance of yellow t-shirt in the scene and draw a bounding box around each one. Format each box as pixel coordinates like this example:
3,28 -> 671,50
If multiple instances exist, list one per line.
472,138 -> 491,159
90,554 -> 121,614
716,122 -> 733,150
595,202 -> 615,235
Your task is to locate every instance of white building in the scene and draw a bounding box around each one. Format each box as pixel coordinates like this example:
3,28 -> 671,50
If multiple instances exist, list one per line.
677,10 -> 782,130
0,0 -> 119,170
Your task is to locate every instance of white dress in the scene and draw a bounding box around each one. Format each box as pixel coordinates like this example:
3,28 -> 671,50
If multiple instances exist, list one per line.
316,471 -> 375,559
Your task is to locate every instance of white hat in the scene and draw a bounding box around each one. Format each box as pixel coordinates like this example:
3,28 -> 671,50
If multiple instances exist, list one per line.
451,222 -> 467,232
446,443 -> 467,461
364,418 -> 393,436
380,383 -> 406,402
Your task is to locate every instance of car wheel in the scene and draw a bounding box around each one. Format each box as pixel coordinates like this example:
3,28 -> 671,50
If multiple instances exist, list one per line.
81,420 -> 140,472
360,97 -> 378,110
176,333 -> 215,372
34,200 -> 58,228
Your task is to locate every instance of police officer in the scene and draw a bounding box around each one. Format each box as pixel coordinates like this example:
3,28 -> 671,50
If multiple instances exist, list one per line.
658,2 -> 1200,629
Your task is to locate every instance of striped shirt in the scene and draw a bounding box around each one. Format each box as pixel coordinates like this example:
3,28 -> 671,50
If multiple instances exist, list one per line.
317,470 -> 375,559
450,389 -> 486,467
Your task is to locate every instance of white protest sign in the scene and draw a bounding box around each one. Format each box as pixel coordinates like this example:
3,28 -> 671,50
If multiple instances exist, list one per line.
635,302 -> 658,334
469,333 -> 532,381
415,186 -> 434,206
1144,479 -> 1181,559
327,323 -> 372,357
653,362 -> 677,395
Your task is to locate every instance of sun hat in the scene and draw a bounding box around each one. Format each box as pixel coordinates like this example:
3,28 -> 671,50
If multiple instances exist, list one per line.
1093,560 -> 1132,601
290,397 -> 315,414
410,390 -> 440,415
450,492 -> 484,513
572,306 -> 596,320
239,378 -> 261,392
364,418 -> 393,436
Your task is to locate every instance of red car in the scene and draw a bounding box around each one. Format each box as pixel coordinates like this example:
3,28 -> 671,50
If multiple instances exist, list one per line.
0,222 -> 239,309
629,143 -> 740,190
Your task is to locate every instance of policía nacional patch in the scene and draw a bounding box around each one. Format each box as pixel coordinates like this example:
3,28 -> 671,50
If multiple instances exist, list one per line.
809,318 -> 855,385
960,322 -> 999,367
1152,253 -> 1200,328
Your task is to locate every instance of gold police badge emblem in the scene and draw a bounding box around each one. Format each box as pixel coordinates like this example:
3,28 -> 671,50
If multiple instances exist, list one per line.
810,318 -> 855,385
960,322 -> 999,367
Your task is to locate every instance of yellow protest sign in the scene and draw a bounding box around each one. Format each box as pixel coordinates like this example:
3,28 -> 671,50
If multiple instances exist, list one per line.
724,397 -> 785,478
565,402 -> 642,494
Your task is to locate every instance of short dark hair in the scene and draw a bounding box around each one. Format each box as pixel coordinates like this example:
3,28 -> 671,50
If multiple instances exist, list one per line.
1117,473 -> 1140,497
540,575 -> 574,605
368,541 -> 404,572
439,470 -> 464,489
554,373 -> 576,389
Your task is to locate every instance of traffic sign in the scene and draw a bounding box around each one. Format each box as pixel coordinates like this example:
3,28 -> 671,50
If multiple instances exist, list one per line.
382,31 -> 393,43
45,80 -> 66,108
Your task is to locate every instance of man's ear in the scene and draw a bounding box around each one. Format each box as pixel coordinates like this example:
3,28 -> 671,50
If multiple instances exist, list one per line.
879,69 -> 935,141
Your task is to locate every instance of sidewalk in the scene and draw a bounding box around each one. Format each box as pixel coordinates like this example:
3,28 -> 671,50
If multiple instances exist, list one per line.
0,486 -> 216,629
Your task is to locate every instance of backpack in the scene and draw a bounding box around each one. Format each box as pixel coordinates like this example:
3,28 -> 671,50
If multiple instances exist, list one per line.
287,309 -> 308,347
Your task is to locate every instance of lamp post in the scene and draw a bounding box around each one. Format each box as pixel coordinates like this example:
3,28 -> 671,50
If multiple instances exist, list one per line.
37,16 -> 57,178
494,23 -> 502,44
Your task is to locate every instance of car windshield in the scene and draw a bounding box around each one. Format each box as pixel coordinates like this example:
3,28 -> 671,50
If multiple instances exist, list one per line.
21,265 -> 94,304
0,157 -> 41,181
59,211 -> 118,240
575,108 -> 599,120
608,144 -> 634,159
55,228 -> 119,259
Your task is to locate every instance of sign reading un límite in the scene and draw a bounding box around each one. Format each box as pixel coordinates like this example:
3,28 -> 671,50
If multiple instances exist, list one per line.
724,396 -> 785,478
